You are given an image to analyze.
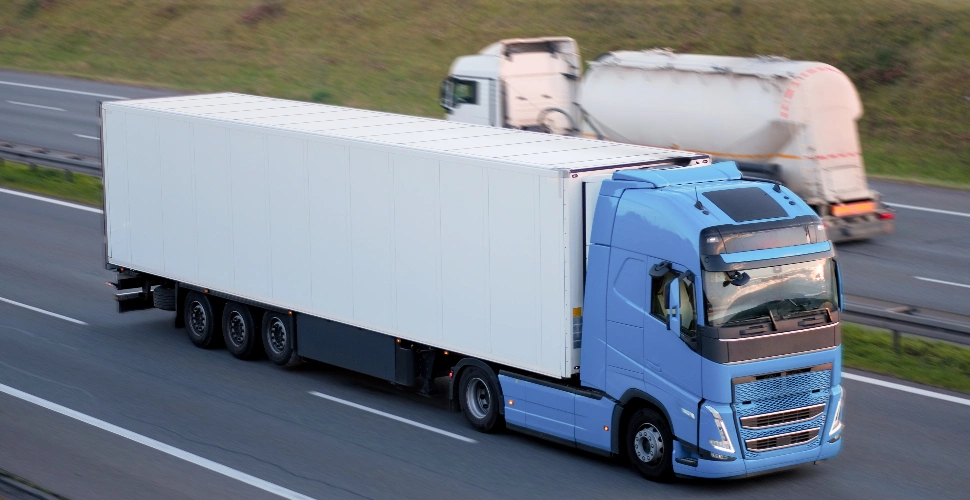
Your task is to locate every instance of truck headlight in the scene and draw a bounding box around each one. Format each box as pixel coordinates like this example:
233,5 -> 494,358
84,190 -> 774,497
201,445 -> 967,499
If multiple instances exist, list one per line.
705,405 -> 735,454
829,389 -> 845,437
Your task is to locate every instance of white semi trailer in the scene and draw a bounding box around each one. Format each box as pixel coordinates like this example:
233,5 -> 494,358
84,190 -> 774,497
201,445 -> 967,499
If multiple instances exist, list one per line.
441,37 -> 895,241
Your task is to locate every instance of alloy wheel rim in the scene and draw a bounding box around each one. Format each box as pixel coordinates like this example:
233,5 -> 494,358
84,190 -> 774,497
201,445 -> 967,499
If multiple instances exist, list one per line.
464,378 -> 491,420
189,302 -> 206,336
228,311 -> 246,346
634,423 -> 664,464
268,318 -> 286,354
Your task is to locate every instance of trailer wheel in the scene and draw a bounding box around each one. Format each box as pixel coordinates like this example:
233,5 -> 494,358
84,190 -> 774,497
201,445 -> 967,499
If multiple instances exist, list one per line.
184,291 -> 220,349
153,285 -> 176,311
458,366 -> 503,432
222,302 -> 261,360
262,312 -> 301,367
625,408 -> 674,482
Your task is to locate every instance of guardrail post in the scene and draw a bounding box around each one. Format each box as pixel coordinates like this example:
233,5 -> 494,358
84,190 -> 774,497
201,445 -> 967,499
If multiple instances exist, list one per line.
892,330 -> 901,354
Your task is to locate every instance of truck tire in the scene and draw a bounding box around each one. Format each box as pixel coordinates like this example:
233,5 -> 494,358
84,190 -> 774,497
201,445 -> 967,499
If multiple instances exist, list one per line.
625,408 -> 675,482
262,311 -> 301,367
184,291 -> 221,349
153,285 -> 176,311
222,302 -> 261,360
458,366 -> 503,432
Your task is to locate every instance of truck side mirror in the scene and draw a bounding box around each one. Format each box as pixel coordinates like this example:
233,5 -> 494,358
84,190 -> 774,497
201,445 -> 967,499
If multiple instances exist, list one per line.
439,79 -> 455,113
666,278 -> 681,332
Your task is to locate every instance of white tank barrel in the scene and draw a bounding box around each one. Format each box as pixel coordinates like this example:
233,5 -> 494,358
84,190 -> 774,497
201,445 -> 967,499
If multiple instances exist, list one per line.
580,51 -> 871,205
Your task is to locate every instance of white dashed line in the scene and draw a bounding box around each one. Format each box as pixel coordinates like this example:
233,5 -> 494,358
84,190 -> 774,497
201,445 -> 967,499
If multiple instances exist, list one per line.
6,100 -> 65,112
0,80 -> 127,99
885,202 -> 970,219
0,296 -> 87,325
914,276 -> 970,289
0,383 -> 317,500
843,373 -> 970,407
0,187 -> 102,214
74,134 -> 100,141
309,391 -> 478,443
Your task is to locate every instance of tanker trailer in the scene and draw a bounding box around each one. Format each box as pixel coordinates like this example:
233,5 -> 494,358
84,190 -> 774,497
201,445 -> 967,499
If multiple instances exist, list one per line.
441,39 -> 895,241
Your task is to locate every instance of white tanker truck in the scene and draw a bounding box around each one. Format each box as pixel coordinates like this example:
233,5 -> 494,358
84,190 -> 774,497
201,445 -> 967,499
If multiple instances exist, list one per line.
440,37 -> 895,241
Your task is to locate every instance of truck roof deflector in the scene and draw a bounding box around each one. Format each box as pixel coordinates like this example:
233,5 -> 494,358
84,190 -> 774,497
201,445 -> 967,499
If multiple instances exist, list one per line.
612,161 -> 742,188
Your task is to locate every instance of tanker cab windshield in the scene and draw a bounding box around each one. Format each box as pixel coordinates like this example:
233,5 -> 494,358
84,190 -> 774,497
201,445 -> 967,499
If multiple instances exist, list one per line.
702,258 -> 839,328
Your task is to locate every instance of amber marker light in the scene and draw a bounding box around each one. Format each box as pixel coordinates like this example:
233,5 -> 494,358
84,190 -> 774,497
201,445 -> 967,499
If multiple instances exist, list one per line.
604,426 -> 609,431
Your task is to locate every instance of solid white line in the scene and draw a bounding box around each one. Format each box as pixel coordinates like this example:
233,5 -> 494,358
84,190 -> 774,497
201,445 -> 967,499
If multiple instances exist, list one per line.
0,296 -> 87,325
0,383 -> 317,500
0,187 -> 103,214
0,80 -> 127,99
914,276 -> 970,289
843,373 -> 970,407
7,100 -> 65,112
74,134 -> 100,141
884,202 -> 970,218
309,391 -> 478,443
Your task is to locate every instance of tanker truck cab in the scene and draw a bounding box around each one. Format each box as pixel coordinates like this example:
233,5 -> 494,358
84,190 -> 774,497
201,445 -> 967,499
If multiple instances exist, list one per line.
500,161 -> 843,480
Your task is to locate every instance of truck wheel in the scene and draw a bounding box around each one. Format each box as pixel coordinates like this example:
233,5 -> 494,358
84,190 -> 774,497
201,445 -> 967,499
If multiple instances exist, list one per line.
262,312 -> 301,367
184,291 -> 220,349
153,285 -> 176,311
222,302 -> 261,360
625,408 -> 675,482
458,366 -> 503,432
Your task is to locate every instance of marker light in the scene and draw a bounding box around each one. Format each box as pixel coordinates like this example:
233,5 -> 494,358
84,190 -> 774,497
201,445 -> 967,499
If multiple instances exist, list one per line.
705,405 -> 736,454
603,426 -> 610,431
829,390 -> 845,437
508,400 -> 514,406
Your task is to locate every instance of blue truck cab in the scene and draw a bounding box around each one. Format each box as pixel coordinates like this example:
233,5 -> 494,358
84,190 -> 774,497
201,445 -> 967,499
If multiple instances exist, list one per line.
498,162 -> 844,480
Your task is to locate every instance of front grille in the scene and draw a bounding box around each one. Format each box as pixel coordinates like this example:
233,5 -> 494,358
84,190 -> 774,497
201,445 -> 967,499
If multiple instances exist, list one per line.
733,366 -> 831,459
746,428 -> 820,452
740,404 -> 825,430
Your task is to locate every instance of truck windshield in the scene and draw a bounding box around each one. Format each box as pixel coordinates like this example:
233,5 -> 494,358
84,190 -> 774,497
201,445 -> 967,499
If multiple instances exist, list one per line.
703,259 -> 838,327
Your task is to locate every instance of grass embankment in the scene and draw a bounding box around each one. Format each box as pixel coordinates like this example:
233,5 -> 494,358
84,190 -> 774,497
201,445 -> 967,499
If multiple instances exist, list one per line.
0,0 -> 968,184
0,159 -> 102,207
843,323 -> 970,395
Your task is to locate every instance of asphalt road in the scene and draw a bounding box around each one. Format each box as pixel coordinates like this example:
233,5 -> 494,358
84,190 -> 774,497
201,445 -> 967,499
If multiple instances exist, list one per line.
1,69 -> 968,316
2,189 -> 970,499
0,68 -> 177,158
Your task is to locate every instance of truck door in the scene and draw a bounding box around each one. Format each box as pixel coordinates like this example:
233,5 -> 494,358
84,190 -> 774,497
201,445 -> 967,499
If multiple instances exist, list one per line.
441,76 -> 495,126
605,249 -> 649,382
644,261 -> 702,399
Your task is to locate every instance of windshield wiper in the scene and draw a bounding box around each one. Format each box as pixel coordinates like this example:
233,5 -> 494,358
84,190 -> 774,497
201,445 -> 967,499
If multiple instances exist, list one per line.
767,309 -> 779,331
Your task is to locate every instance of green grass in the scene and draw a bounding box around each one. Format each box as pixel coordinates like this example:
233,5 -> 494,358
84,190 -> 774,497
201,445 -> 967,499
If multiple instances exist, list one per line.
843,323 -> 970,395
0,159 -> 102,207
0,0 -> 968,185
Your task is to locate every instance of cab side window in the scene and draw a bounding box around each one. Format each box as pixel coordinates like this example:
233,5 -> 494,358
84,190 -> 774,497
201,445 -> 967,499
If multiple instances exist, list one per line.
453,78 -> 478,105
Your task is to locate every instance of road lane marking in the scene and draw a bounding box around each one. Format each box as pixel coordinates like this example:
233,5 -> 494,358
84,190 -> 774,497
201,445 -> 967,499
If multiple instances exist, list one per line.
309,391 -> 478,443
0,187 -> 103,214
0,296 -> 87,325
6,100 -> 66,112
0,80 -> 127,99
74,134 -> 100,140
843,373 -> 970,407
0,383 -> 318,500
884,202 -> 970,218
914,276 -> 970,289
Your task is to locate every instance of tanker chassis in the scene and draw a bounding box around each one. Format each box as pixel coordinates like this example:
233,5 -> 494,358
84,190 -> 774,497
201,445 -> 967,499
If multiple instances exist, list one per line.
103,93 -> 844,481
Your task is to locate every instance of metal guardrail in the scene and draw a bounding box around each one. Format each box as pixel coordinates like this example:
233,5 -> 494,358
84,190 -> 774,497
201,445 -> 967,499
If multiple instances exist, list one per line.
843,294 -> 970,348
0,140 -> 101,174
